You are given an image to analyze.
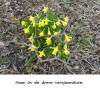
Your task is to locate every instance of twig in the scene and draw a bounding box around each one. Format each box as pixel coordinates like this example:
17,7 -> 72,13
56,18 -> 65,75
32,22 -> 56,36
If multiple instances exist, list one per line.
82,59 -> 100,73
0,69 -> 10,73
4,40 -> 75,74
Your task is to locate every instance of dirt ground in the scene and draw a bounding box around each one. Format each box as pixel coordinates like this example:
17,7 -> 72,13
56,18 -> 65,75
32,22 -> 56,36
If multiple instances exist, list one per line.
0,0 -> 100,74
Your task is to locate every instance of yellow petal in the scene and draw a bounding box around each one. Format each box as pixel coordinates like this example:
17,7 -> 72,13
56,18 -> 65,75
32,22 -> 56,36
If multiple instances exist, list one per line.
54,32 -> 58,35
56,21 -> 60,26
64,16 -> 69,22
40,20 -> 45,27
44,18 -> 49,25
52,46 -> 58,55
29,44 -> 36,52
62,21 -> 68,27
43,7 -> 49,13
39,51 -> 45,58
21,21 -> 26,26
48,30 -> 51,35
39,32 -> 44,36
32,22 -> 35,27
38,22 -> 42,28
28,36 -> 34,43
29,16 -> 35,21
65,35 -> 72,42
64,49 -> 70,55
52,24 -> 56,29
46,37 -> 51,45
64,44 -> 68,49
24,28 -> 29,34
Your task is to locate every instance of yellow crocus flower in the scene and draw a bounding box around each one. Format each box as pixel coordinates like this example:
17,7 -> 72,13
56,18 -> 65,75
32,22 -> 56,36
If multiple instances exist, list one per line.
52,24 -> 56,29
29,16 -> 35,22
52,46 -> 58,56
40,20 -> 45,27
29,44 -> 36,52
54,32 -> 58,35
28,36 -> 34,43
48,30 -> 51,35
62,21 -> 68,27
64,44 -> 68,49
64,49 -> 70,55
65,35 -> 72,42
39,32 -> 44,36
46,37 -> 51,45
24,28 -> 29,34
44,18 -> 49,25
43,7 -> 49,13
38,22 -> 42,28
56,20 -> 60,26
39,51 -> 45,58
21,21 -> 26,26
64,16 -> 69,22
32,21 -> 35,27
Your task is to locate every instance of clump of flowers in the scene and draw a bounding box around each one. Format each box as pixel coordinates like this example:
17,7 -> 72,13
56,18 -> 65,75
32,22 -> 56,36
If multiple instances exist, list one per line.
20,6 -> 72,63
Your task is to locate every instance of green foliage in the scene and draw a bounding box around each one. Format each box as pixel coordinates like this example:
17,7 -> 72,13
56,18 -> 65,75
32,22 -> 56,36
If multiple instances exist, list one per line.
19,6 -> 72,66
24,53 -> 37,66
0,56 -> 3,62
0,21 -> 4,27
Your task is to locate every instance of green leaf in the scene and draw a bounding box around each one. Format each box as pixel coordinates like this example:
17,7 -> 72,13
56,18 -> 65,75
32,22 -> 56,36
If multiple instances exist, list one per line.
24,53 -> 37,66
65,55 -> 72,60
0,56 -> 3,62
59,2 -> 65,5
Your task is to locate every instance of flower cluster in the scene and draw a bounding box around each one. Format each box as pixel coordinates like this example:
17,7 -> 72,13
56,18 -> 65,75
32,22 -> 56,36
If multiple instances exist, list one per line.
21,6 -> 72,60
